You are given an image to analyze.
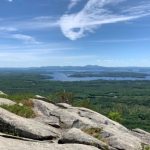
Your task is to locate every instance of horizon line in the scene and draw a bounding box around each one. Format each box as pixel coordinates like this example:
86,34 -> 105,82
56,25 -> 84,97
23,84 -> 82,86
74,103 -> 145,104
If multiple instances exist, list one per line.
0,65 -> 150,69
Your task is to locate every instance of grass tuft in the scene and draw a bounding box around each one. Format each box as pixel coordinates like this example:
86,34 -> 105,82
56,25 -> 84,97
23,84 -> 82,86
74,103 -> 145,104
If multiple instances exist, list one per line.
82,128 -> 103,140
0,103 -> 35,118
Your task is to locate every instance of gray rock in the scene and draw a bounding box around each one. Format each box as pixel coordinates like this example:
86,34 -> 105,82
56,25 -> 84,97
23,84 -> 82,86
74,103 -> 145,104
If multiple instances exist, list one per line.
101,125 -> 142,150
0,132 -> 38,142
34,116 -> 60,128
0,108 -> 60,140
0,91 -> 7,96
0,98 -> 16,106
57,103 -> 72,108
59,128 -> 110,150
73,107 -> 128,131
0,135 -> 100,150
33,99 -> 98,129
34,95 -> 48,101
33,100 -> 146,150
132,128 -> 150,145
2,98 -> 148,150
67,107 -> 143,150
33,99 -> 61,128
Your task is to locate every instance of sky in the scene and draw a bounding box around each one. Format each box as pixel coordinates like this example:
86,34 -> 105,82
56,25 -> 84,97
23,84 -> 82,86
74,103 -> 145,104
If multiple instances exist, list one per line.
0,0 -> 150,67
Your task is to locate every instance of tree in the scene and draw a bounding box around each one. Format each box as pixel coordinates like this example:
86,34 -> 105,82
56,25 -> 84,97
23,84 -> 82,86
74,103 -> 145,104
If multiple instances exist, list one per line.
57,90 -> 74,104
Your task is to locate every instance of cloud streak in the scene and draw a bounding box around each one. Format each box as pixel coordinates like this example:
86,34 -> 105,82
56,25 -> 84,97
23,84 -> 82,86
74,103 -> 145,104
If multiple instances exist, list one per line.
11,34 -> 39,44
68,0 -> 82,9
93,38 -> 150,43
0,16 -> 59,44
60,0 -> 150,40
1,16 -> 59,31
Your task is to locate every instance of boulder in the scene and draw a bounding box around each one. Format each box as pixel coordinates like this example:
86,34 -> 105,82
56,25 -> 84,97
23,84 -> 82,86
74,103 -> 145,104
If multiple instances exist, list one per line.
101,125 -> 142,150
34,115 -> 60,128
71,107 -> 128,131
56,103 -> 72,108
59,128 -> 112,150
0,135 -> 100,150
0,91 -> 7,96
33,99 -> 98,129
132,128 -> 150,145
0,108 -> 60,140
33,99 -> 145,149
1,98 -> 149,150
67,107 -> 143,150
0,98 -> 16,106
34,95 -> 48,101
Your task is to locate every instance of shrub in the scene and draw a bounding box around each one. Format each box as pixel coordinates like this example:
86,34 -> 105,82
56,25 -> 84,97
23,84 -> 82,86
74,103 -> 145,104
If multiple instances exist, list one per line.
108,111 -> 122,123
21,99 -> 34,107
143,145 -> 150,150
56,91 -> 74,104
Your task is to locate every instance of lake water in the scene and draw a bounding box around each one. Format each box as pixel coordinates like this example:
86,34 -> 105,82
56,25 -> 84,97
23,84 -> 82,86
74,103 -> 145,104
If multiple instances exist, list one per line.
48,72 -> 150,81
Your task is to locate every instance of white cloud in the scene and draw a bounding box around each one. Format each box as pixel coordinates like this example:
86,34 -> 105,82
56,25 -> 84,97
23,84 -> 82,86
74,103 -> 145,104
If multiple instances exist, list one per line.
7,0 -> 13,2
60,0 -> 150,40
0,27 -> 17,32
0,16 -> 59,31
68,0 -> 81,9
11,34 -> 39,44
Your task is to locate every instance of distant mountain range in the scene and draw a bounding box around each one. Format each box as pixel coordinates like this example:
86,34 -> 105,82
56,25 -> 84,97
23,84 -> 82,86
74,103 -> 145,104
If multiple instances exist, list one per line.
1,65 -> 150,73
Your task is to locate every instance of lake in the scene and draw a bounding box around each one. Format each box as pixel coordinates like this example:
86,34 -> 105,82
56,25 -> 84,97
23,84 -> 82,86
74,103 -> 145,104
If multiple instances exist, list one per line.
48,72 -> 150,81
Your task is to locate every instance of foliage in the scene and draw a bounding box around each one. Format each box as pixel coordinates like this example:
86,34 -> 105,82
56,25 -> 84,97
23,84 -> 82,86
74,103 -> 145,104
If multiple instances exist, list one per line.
108,111 -> 122,123
73,98 -> 94,110
142,144 -> 150,150
56,91 -> 74,104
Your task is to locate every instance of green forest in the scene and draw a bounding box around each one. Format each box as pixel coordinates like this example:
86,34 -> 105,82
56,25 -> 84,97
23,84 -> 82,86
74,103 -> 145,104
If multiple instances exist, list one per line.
0,72 -> 149,132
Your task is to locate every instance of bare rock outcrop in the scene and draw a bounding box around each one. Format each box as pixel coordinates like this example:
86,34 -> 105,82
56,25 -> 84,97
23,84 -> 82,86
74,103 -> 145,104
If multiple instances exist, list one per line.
0,107 -> 60,140
0,98 -> 16,106
33,99 -> 98,129
32,99 -> 148,150
132,128 -> 150,145
59,128 -> 113,150
0,136 -> 100,150
0,95 -> 149,150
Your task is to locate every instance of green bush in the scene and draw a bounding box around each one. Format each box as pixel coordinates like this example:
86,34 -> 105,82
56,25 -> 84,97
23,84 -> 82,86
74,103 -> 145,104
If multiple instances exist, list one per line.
108,111 -> 122,123
144,145 -> 150,150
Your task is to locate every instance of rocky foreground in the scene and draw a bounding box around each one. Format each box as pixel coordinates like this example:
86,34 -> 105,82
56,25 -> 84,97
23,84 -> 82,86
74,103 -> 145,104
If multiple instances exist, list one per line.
0,95 -> 149,150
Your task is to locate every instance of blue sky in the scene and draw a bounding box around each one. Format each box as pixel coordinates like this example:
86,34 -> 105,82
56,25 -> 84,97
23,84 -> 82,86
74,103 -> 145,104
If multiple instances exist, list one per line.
0,0 -> 150,67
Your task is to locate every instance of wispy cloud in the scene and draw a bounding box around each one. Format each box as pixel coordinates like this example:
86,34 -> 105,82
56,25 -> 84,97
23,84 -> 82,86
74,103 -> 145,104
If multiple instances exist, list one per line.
0,43 -> 79,67
0,16 -> 58,43
68,0 -> 81,9
16,16 -> 59,30
11,34 -> 39,44
0,27 -> 17,32
93,38 -> 150,43
0,16 -> 59,31
60,0 -> 150,40
0,16 -> 59,32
